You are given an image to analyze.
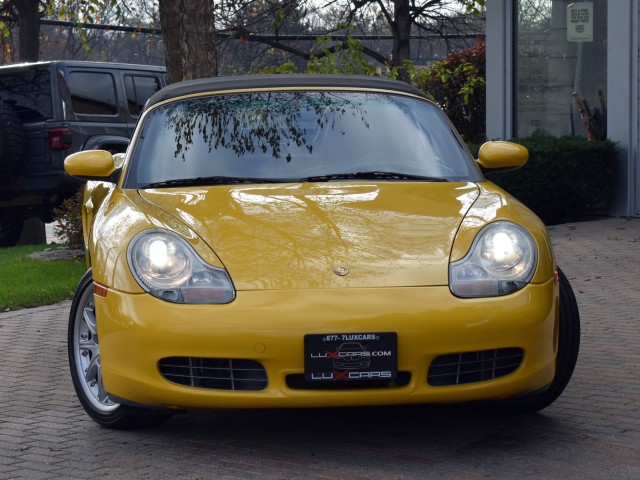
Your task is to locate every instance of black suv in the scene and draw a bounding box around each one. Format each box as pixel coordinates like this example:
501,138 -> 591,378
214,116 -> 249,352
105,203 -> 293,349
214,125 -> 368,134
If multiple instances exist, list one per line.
0,60 -> 168,246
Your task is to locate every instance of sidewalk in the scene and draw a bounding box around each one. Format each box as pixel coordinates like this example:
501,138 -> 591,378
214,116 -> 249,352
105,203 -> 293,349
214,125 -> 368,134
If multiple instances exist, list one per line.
1,216 -> 639,479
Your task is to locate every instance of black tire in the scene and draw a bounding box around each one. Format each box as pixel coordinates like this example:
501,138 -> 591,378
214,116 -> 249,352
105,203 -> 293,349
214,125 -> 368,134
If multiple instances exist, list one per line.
0,101 -> 26,183
503,267 -> 580,412
17,217 -> 46,245
68,269 -> 174,429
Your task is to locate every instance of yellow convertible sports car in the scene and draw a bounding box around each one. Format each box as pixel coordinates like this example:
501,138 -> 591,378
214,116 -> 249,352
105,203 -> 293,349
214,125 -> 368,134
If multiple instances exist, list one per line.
65,75 -> 580,429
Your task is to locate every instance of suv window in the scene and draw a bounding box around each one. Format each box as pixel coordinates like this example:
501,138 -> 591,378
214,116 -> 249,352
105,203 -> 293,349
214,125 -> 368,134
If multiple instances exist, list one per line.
0,69 -> 52,122
125,75 -> 161,116
68,71 -> 118,115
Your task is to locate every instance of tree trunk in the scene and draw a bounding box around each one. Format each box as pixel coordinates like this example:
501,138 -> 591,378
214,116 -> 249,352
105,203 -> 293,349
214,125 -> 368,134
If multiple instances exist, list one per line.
392,0 -> 412,83
14,0 -> 41,62
159,0 -> 217,83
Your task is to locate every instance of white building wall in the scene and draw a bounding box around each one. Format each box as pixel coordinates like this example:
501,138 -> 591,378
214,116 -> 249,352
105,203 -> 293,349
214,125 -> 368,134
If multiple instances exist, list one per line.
637,0 -> 640,215
485,0 -> 512,141
608,0 -> 638,216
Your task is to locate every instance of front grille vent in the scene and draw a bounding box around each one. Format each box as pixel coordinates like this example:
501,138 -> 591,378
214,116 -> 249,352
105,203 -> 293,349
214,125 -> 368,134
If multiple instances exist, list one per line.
159,357 -> 268,391
427,348 -> 523,387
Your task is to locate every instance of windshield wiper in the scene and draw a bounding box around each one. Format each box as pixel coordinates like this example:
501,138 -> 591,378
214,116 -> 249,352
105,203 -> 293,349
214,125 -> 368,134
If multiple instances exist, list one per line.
140,176 -> 293,188
299,171 -> 448,183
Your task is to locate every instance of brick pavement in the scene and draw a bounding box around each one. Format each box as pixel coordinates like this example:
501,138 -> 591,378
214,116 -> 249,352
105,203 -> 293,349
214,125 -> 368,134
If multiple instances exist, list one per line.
1,217 -> 639,479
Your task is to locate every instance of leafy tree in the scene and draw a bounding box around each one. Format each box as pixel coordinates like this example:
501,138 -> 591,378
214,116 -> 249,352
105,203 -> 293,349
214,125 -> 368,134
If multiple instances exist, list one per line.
2,0 -> 484,84
307,34 -> 379,76
413,39 -> 485,142
257,32 -> 408,78
43,0 -> 127,59
221,0 -> 486,82
1,0 -> 216,83
0,0 -> 134,62
215,0 -> 313,74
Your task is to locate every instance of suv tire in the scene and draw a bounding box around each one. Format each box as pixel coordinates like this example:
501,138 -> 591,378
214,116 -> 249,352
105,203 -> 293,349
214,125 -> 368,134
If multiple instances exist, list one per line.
0,101 -> 26,184
0,216 -> 21,247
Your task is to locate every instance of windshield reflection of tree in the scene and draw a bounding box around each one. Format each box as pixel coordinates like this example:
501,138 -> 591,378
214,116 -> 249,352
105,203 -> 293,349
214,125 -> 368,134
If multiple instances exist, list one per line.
135,90 -> 473,186
160,91 -> 370,169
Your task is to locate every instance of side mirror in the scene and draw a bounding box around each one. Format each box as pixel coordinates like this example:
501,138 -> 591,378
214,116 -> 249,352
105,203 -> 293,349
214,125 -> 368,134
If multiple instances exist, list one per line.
64,150 -> 119,182
476,141 -> 528,172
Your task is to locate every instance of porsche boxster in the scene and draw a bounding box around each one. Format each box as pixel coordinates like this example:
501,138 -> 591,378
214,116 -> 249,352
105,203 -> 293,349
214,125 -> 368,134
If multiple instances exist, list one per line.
64,75 -> 580,429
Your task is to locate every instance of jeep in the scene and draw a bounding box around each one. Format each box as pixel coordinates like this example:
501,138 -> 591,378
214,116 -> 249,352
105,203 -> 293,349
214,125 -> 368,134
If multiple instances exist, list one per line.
0,60 -> 168,246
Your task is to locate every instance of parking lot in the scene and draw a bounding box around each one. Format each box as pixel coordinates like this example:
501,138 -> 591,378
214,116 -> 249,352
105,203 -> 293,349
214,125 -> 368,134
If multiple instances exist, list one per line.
1,217 -> 639,479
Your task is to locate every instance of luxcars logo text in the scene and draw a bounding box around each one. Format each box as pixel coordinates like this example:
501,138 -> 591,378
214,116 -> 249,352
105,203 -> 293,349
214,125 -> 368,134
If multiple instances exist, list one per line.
310,350 -> 392,359
310,371 -> 393,381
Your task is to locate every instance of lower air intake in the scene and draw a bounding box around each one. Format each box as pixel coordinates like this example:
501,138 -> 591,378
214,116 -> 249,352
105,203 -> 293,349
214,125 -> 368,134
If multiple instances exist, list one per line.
159,357 -> 268,391
427,348 -> 524,386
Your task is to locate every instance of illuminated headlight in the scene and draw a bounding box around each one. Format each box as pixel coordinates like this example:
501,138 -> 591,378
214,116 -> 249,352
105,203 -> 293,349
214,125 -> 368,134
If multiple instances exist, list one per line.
449,221 -> 537,297
128,230 -> 235,304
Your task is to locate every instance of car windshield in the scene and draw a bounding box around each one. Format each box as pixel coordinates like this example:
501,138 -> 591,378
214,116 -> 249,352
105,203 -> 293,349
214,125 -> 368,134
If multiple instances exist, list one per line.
125,90 -> 481,188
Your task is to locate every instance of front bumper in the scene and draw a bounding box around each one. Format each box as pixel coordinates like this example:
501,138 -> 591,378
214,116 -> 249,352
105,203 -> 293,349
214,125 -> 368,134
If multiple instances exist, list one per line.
97,281 -> 558,410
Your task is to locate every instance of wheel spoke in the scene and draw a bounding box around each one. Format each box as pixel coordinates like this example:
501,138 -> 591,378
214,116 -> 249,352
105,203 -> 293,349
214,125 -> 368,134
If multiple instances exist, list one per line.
96,362 -> 112,404
84,353 -> 100,385
79,339 -> 99,359
82,304 -> 97,336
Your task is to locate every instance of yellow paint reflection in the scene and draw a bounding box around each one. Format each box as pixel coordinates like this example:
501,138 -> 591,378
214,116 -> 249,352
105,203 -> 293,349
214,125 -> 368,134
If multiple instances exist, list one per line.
139,182 -> 480,290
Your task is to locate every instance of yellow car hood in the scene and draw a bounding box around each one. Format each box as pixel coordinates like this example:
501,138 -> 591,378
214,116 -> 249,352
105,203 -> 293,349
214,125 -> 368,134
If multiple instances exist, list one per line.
138,182 -> 480,290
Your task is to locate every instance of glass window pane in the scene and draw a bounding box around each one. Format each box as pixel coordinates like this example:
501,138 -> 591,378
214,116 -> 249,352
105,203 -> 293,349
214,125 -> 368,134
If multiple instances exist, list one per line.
516,0 -> 607,139
68,72 -> 117,115
125,75 -> 161,116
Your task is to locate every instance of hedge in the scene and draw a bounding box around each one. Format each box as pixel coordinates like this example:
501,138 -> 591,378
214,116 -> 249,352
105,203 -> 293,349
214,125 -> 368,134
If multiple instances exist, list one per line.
468,133 -> 618,225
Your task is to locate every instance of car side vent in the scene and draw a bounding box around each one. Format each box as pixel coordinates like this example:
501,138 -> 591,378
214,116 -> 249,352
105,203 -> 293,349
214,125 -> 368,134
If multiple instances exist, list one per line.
159,357 -> 268,391
427,348 -> 524,386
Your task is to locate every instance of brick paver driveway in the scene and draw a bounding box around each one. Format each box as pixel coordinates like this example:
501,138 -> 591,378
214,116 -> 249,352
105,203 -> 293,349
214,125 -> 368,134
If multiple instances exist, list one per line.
1,217 -> 639,479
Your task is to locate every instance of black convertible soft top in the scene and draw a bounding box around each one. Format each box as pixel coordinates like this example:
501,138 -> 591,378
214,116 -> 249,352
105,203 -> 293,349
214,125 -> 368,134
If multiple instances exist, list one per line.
146,74 -> 428,108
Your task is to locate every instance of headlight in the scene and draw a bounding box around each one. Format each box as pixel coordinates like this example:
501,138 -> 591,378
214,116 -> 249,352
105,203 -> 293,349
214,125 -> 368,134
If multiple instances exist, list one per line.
128,230 -> 235,304
449,221 -> 537,297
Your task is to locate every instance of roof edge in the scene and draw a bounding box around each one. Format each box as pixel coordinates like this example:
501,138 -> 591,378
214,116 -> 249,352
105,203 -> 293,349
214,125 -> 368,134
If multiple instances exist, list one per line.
147,74 -> 427,108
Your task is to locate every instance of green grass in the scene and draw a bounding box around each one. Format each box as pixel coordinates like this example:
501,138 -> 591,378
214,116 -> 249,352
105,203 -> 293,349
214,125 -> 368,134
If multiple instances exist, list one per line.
0,244 -> 87,311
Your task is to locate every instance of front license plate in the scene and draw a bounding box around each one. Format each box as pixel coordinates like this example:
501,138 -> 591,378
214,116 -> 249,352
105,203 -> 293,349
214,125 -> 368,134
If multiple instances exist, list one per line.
304,332 -> 397,382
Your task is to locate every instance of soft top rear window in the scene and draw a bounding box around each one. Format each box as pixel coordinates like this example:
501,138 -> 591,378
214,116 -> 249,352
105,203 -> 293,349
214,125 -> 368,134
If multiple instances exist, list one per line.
126,91 -> 480,188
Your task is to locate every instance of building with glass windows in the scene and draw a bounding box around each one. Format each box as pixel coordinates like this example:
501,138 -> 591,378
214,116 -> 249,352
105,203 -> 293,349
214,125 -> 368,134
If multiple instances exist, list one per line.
486,0 -> 638,216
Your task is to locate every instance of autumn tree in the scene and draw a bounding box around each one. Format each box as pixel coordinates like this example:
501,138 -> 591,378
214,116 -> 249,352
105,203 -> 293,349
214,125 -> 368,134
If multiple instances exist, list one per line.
1,0 -> 142,62
0,0 -> 45,61
2,0 -> 217,82
2,0 -> 484,83
218,0 -> 486,81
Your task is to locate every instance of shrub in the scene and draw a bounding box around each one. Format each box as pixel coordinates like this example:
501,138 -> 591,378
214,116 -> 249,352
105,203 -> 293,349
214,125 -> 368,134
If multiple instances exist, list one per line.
413,40 -> 486,144
53,189 -> 84,249
473,133 -> 618,225
255,34 -> 402,78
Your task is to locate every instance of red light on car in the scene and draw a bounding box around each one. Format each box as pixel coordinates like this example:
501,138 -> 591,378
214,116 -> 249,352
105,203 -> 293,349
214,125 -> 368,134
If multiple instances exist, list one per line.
49,128 -> 72,150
